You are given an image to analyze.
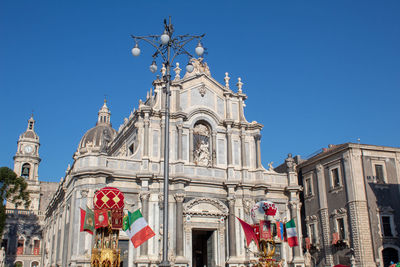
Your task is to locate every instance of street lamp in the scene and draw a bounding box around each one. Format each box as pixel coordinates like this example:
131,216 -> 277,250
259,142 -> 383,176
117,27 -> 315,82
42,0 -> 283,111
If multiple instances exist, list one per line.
131,17 -> 205,267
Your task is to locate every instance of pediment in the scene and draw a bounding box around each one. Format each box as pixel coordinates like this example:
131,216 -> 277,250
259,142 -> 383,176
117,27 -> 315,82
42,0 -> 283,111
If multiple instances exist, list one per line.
184,197 -> 229,217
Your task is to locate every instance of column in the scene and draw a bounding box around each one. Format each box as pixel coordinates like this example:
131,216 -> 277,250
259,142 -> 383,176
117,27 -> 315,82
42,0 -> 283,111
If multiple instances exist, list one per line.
254,134 -> 262,169
342,152 -> 375,266
289,200 -> 302,258
160,119 -> 165,159
228,196 -> 236,257
315,164 -> 334,266
212,131 -> 217,166
177,124 -> 182,161
189,129 -> 194,163
240,128 -> 246,168
140,192 -> 150,256
174,193 -> 185,257
227,125 -> 233,166
143,113 -> 150,157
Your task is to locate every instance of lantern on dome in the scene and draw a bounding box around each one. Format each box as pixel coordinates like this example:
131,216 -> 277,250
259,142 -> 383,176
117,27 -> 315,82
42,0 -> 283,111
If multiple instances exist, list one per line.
91,187 -> 125,267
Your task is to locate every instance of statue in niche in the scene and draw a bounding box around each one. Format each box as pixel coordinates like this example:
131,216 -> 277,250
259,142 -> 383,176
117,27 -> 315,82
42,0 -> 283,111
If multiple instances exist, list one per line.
193,123 -> 211,166
100,129 -> 111,153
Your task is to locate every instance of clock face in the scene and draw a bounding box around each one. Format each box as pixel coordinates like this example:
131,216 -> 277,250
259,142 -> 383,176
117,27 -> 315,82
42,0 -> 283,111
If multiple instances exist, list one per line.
24,145 -> 33,154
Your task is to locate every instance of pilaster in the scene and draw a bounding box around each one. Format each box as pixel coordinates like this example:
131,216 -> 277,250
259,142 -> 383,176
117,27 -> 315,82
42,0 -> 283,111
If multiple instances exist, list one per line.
315,164 -> 334,266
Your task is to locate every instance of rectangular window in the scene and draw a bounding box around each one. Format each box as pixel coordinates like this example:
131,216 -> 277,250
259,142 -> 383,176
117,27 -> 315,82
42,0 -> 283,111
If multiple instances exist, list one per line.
337,218 -> 345,240
16,239 -> 24,255
382,216 -> 393,237
375,164 -> 385,183
331,168 -> 340,187
309,223 -> 316,244
33,240 -> 40,255
305,177 -> 313,196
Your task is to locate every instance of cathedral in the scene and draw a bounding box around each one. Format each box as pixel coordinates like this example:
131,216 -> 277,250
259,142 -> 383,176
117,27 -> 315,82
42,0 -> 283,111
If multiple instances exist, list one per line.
3,58 -> 305,267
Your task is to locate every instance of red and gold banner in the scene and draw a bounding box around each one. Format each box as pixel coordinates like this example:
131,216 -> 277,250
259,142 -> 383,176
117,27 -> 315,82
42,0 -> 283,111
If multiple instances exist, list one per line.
94,209 -> 109,229
111,209 -> 123,229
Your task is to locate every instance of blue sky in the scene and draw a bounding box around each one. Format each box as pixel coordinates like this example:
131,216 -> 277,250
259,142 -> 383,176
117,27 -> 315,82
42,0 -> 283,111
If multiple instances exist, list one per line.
1,1 -> 399,182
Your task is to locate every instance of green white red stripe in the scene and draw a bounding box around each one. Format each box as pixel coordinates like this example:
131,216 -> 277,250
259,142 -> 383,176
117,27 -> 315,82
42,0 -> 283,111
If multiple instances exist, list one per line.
286,219 -> 299,247
123,209 -> 155,248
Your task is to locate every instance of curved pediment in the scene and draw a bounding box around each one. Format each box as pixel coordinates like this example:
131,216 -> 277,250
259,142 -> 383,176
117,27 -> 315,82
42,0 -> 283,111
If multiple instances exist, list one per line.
184,197 -> 229,217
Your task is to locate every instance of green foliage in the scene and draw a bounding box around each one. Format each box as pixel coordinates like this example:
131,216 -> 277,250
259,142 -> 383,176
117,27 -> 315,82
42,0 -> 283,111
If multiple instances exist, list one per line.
0,166 -> 31,237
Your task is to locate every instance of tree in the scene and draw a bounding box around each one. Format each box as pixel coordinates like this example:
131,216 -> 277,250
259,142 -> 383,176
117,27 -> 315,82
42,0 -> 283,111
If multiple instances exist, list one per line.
0,167 -> 30,238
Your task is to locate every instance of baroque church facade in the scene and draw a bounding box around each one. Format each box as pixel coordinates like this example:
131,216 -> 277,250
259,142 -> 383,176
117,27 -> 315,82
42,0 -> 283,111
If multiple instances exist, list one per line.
41,59 -> 305,267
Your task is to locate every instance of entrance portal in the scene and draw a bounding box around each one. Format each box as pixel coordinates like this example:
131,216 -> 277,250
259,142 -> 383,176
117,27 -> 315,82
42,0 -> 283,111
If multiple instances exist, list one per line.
192,230 -> 214,267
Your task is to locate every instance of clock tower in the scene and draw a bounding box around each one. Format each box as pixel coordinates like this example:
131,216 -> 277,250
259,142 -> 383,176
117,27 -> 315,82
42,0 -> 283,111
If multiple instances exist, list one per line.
7,115 -> 42,210
13,115 -> 41,181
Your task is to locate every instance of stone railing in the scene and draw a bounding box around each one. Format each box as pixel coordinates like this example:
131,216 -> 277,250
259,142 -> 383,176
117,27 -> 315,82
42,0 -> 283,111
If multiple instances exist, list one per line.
6,209 -> 44,216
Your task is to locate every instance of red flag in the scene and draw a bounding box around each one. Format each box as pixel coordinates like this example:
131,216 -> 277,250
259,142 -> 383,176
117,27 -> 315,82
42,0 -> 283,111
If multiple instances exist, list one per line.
80,208 -> 93,234
332,232 -> 339,245
259,220 -> 271,240
236,217 -> 259,248
95,209 -> 109,229
305,237 -> 311,250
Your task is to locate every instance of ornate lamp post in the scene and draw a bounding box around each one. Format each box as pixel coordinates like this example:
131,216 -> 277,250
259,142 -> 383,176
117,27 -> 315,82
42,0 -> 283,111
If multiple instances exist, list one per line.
131,17 -> 205,267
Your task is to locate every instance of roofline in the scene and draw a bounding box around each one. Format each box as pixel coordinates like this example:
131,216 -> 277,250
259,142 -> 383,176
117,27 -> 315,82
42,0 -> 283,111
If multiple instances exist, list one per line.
299,142 -> 400,168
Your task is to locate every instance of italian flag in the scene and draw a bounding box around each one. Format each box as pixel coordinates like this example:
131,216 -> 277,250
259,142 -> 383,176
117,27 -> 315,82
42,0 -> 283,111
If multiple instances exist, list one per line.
123,209 -> 155,248
286,219 -> 299,247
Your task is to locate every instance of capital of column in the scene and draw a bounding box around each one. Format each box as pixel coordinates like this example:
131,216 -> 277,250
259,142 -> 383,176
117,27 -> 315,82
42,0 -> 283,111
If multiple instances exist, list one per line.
254,133 -> 261,141
316,163 -> 324,173
288,200 -> 298,209
174,193 -> 185,203
139,191 -> 150,201
80,189 -> 88,198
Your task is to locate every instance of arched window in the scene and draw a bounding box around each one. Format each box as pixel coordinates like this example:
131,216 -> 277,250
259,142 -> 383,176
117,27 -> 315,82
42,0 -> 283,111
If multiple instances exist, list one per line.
193,122 -> 211,166
21,163 -> 30,178
31,261 -> 39,267
14,261 -> 23,267
382,247 -> 399,267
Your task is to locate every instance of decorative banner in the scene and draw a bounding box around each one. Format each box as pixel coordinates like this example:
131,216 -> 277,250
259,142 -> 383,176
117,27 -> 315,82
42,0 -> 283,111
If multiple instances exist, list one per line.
95,209 -> 109,229
111,210 -> 123,229
259,220 -> 271,240
83,207 -> 95,233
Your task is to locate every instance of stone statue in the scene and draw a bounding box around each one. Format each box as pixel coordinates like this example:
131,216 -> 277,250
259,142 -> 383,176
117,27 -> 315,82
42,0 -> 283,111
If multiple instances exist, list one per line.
268,162 -> 274,171
100,129 -> 111,153
194,140 -> 210,166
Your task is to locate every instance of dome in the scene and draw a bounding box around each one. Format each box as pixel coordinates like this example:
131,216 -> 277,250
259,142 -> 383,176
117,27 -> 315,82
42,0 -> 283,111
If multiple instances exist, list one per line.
21,130 -> 39,140
78,124 -> 116,153
77,100 -> 116,154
